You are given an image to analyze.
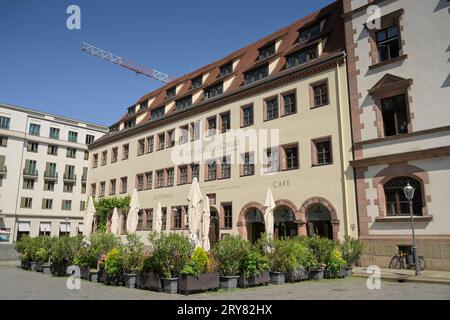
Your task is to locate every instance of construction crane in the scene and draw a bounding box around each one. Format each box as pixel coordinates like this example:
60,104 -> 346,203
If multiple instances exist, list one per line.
81,42 -> 171,84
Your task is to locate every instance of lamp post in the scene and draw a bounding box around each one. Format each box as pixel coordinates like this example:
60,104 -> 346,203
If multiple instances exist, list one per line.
172,208 -> 178,234
403,182 -> 420,276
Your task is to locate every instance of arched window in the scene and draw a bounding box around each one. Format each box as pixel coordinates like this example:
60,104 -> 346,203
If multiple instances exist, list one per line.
384,177 -> 423,216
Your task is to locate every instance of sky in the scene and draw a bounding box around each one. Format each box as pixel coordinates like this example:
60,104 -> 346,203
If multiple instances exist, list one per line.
0,0 -> 335,127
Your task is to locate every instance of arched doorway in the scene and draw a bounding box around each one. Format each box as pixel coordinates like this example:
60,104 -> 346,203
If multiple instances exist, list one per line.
306,204 -> 333,239
209,208 -> 220,247
274,206 -> 297,239
245,208 -> 265,244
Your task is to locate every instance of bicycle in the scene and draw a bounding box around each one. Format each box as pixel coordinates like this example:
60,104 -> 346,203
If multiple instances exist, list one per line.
389,249 -> 426,271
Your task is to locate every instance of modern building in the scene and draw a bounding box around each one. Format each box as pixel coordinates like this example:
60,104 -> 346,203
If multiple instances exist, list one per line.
343,0 -> 450,269
88,1 -> 358,245
0,102 -> 107,243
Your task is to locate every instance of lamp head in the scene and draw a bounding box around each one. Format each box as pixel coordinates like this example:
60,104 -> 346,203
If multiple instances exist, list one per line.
403,181 -> 415,201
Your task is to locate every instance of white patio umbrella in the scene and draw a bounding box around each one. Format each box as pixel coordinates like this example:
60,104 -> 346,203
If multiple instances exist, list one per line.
126,189 -> 140,233
83,196 -> 96,237
264,188 -> 276,239
110,207 -> 120,235
154,202 -> 162,234
187,177 -> 203,248
201,196 -> 211,252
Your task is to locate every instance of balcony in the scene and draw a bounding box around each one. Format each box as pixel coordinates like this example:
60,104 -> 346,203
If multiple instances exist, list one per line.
0,166 -> 6,176
44,171 -> 58,181
23,168 -> 38,179
63,173 -> 77,182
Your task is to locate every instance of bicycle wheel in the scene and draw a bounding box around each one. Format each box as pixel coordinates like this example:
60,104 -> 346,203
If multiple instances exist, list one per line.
418,257 -> 426,271
389,256 -> 403,269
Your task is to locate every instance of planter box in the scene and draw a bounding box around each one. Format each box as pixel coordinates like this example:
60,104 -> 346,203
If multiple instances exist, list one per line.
309,269 -> 324,281
42,264 -> 52,275
136,271 -> 163,292
123,274 -> 137,289
345,267 -> 353,277
269,272 -> 285,285
178,273 -> 220,294
324,267 -> 346,279
36,261 -> 46,272
219,276 -> 239,290
30,262 -> 37,272
98,268 -> 107,283
238,271 -> 270,288
285,267 -> 309,283
21,261 -> 31,270
51,262 -> 67,277
162,278 -> 178,294
79,265 -> 91,280
105,274 -> 122,286
89,271 -> 99,283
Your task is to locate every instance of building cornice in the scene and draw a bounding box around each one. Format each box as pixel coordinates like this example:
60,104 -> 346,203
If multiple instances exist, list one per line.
343,0 -> 397,19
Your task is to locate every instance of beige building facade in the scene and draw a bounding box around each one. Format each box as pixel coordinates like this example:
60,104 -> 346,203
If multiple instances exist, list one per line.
88,2 -> 358,245
343,0 -> 450,269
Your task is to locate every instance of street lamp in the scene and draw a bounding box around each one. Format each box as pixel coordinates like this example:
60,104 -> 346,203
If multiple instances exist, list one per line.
403,181 -> 420,276
172,208 -> 178,234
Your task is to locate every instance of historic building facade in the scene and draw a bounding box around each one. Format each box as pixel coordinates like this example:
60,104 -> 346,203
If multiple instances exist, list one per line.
88,1 -> 358,245
0,103 -> 107,242
343,0 -> 450,269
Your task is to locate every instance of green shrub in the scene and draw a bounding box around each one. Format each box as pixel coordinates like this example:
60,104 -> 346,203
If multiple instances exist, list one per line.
254,233 -> 274,255
242,248 -> 269,277
104,248 -> 123,277
74,232 -> 121,269
327,248 -> 346,275
15,236 -> 33,262
212,235 -> 250,276
142,254 -> 157,273
50,236 -> 83,265
180,261 -> 200,276
268,239 -> 297,273
307,236 -> 337,266
192,247 -> 210,274
340,236 -> 365,267
122,233 -> 144,274
35,237 -> 56,263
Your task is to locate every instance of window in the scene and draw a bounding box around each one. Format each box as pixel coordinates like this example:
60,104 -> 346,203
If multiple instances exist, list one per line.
242,152 -> 255,176
27,142 -> 38,153
179,166 -> 188,185
167,130 -> 175,148
21,197 -> 33,209
190,164 -> 200,182
313,138 -> 332,166
241,105 -> 254,127
99,181 -> 105,197
172,207 -> 182,230
138,139 -> 145,156
381,94 -> 408,137
376,25 -> 400,62
207,161 -> 217,181
122,144 -> 129,160
223,203 -> 232,229
151,106 -> 165,120
259,43 -> 276,61
264,148 -> 279,173
166,168 -> 174,187
140,101 -> 149,111
81,183 -> 86,194
82,168 -> 88,182
42,199 -> 53,210
176,96 -> 192,111
145,209 -> 153,230
300,23 -> 321,43
179,126 -> 189,144
0,155 -> 5,174
80,201 -> 86,211
286,46 -> 318,69
166,87 -> 176,99
62,200 -> 72,211
312,82 -> 329,108
220,112 -> 231,133
161,208 -> 167,230
44,180 -> 55,191
127,106 -> 136,116
68,131 -> 78,143
220,63 -> 233,77
204,83 -> 223,100
192,76 -> 203,89
284,145 -> 298,170
207,194 -> 216,205
64,165 -> 76,180
156,171 -> 164,189
146,136 -> 154,153
265,98 -> 279,121
120,177 -> 127,194
84,150 -> 89,160
191,122 -> 201,141
110,179 -> 116,195
124,120 -> 136,130
48,145 -> 58,156
136,174 -> 144,191
145,172 -> 152,190
45,162 -> 57,179
49,127 -> 60,140
221,157 -> 231,179
111,147 -> 118,163
92,154 -> 98,168
244,64 -> 269,85
24,160 -> 37,176
384,177 -> 423,216
0,136 -> 7,147
282,93 -> 296,115
91,183 -> 96,197
64,182 -> 74,193
85,134 -> 95,144
157,133 -> 165,151
23,179 -> 34,190
0,116 -> 10,129
66,148 -> 76,159
28,123 -> 40,136
206,116 -> 217,136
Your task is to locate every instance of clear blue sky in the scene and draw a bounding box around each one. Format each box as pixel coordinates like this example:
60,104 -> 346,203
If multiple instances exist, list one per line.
0,0 -> 335,126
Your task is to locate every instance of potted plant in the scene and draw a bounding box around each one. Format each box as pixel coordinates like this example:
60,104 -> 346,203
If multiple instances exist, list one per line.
122,233 -> 144,289
212,236 -> 250,290
267,239 -> 297,285
136,254 -> 164,292
104,248 -> 123,286
340,236 -> 365,276
15,236 -> 33,270
306,236 -> 336,281
285,239 -> 311,282
178,247 -> 220,295
50,236 -> 81,277
35,237 -> 54,273
325,248 -> 347,279
238,248 -> 270,288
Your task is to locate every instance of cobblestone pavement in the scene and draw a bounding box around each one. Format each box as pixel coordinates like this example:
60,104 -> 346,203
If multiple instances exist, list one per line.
1,266 -> 449,300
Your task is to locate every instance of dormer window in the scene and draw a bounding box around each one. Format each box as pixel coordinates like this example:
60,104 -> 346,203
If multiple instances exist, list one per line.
204,83 -> 223,100
176,95 -> 192,111
191,76 -> 203,89
109,125 -> 119,133
220,63 -> 233,77
286,45 -> 318,69
166,87 -> 176,99
140,101 -> 148,110
299,22 -> 321,43
127,106 -> 136,116
244,64 -> 269,85
124,119 -> 136,129
151,106 -> 165,120
258,43 -> 276,61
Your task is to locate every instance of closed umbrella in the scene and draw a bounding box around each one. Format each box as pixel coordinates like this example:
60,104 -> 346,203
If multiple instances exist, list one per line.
110,207 -> 120,235
264,188 -> 276,239
202,196 -> 211,252
83,196 -> 96,237
126,189 -> 140,233
187,177 -> 203,248
154,202 -> 162,234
